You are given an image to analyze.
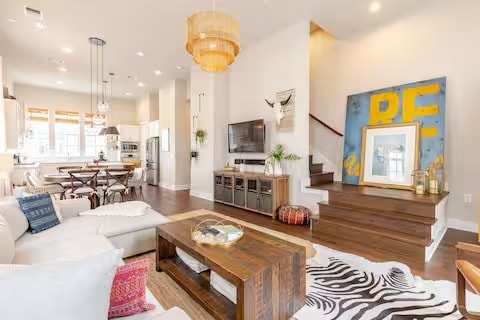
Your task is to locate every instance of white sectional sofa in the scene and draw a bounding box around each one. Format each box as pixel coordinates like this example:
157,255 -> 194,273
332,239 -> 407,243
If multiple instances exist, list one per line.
0,197 -> 191,320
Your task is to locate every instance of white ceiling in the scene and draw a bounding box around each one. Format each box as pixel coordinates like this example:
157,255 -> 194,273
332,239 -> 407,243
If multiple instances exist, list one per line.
0,0 -> 433,99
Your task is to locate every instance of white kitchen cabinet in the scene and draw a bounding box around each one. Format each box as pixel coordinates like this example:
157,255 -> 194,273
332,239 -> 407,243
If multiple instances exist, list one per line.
117,125 -> 140,142
148,120 -> 160,138
4,99 -> 25,150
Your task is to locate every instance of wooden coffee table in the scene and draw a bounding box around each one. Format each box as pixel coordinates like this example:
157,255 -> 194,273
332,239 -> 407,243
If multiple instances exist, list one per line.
156,214 -> 306,320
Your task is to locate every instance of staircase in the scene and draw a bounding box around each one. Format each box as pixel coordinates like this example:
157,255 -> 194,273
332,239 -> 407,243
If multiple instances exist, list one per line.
309,182 -> 448,264
309,155 -> 334,185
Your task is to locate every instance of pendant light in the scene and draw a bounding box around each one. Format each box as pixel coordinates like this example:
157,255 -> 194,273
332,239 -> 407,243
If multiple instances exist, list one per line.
186,0 -> 240,72
103,72 -> 119,136
97,39 -> 110,113
89,37 -> 107,129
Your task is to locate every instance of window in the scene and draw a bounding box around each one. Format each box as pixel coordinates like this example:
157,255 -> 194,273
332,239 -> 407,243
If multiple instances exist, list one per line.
55,110 -> 80,157
24,108 -> 50,157
84,113 -> 106,157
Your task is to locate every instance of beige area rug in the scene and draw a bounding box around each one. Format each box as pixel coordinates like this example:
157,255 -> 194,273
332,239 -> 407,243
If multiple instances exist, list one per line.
126,209 -> 315,320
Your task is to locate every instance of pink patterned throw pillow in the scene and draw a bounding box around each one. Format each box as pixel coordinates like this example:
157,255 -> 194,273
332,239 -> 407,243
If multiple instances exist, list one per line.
108,259 -> 155,318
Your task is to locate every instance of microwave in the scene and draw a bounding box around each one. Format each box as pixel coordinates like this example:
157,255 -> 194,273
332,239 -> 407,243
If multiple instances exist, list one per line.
121,142 -> 139,153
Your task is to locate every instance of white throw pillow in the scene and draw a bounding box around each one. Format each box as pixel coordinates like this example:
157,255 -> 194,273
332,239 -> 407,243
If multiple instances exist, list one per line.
0,249 -> 123,320
0,201 -> 29,240
52,200 -> 63,223
176,248 -> 209,273
0,215 -> 15,264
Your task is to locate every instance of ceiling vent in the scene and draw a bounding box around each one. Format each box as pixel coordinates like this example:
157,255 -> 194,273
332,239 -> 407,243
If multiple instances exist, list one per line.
24,6 -> 43,20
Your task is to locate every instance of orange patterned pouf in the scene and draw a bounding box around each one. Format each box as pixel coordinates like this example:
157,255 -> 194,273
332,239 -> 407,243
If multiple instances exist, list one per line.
278,205 -> 312,225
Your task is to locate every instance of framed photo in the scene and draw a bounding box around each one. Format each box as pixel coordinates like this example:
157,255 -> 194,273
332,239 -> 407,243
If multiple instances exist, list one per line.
161,128 -> 169,152
359,122 -> 421,190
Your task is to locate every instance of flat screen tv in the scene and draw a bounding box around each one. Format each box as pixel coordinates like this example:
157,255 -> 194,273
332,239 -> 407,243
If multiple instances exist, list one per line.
228,119 -> 265,153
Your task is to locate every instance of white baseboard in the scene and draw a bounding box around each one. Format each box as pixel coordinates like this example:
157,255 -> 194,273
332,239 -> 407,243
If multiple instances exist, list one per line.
159,183 -> 191,191
172,184 -> 190,191
425,227 -> 447,262
190,190 -> 213,202
447,219 -> 478,233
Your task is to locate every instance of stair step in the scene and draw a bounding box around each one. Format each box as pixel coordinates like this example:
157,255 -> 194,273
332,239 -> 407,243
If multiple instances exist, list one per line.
329,190 -> 436,218
312,217 -> 430,261
314,216 -> 433,247
318,202 -> 433,239
309,163 -> 324,174
320,201 -> 436,224
310,172 -> 334,185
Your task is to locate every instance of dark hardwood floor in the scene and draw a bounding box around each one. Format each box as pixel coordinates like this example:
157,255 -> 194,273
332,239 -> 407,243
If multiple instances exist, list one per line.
142,185 -> 478,282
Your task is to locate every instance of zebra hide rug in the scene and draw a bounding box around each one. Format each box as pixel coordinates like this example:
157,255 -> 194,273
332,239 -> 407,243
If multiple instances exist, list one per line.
293,244 -> 480,320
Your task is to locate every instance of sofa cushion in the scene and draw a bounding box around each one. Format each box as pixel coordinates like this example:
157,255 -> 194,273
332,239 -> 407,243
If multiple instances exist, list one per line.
109,259 -> 155,318
98,212 -> 170,238
0,215 -> 15,264
149,307 -> 191,320
18,193 -> 60,234
0,249 -> 122,320
0,199 -> 29,240
14,234 -> 115,264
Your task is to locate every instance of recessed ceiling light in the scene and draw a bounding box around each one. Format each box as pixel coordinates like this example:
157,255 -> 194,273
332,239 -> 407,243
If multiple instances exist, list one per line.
125,92 -> 132,96
137,82 -> 145,87
176,66 -> 184,70
369,1 -> 382,13
57,66 -> 68,72
137,51 -> 144,57
154,70 -> 162,76
34,21 -> 47,31
61,47 -> 73,54
7,18 -> 16,23
56,80 -> 64,85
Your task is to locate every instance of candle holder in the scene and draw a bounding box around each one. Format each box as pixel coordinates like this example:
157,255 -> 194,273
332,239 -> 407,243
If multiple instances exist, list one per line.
412,170 -> 429,195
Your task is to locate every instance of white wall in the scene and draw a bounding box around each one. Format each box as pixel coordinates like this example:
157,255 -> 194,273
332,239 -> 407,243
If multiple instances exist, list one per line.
136,92 -> 159,124
227,20 -> 315,206
158,79 -> 190,190
311,0 -> 480,231
0,57 -> 6,151
14,83 -> 137,126
190,69 -> 228,200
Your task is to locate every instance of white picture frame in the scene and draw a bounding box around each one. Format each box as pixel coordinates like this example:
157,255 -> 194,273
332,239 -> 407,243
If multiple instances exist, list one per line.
360,122 -> 420,190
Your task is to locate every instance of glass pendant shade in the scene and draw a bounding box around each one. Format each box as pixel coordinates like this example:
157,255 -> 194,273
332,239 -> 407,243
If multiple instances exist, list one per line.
92,114 -> 105,125
186,11 -> 240,72
97,102 -> 110,113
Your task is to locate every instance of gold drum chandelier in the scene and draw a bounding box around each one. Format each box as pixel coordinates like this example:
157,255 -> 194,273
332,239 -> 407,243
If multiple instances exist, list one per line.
186,11 -> 240,73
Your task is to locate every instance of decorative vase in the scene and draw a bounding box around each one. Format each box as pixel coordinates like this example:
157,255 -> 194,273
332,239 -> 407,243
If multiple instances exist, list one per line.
273,161 -> 283,176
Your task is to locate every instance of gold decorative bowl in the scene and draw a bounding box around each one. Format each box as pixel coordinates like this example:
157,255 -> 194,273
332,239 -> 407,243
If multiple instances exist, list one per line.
191,219 -> 243,246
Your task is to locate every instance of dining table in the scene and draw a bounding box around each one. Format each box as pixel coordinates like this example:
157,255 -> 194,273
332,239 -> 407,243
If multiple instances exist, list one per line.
44,172 -> 108,183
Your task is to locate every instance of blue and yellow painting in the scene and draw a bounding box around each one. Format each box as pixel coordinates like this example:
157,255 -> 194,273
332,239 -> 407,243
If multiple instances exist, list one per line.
342,77 -> 446,185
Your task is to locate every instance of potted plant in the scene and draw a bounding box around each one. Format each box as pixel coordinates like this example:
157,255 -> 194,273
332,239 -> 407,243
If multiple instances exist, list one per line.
195,129 -> 207,144
265,144 -> 300,176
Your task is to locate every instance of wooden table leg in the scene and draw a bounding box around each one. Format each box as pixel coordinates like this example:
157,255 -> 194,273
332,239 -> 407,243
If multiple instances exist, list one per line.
156,234 -> 177,272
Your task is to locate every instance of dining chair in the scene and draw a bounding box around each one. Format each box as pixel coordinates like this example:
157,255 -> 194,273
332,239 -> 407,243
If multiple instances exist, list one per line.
456,242 -> 480,319
57,166 -> 83,190
24,171 -> 66,200
128,168 -> 145,200
65,170 -> 99,208
103,169 -> 131,205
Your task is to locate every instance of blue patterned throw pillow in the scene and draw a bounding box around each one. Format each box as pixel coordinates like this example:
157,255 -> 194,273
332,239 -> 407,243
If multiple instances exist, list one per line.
18,193 -> 60,234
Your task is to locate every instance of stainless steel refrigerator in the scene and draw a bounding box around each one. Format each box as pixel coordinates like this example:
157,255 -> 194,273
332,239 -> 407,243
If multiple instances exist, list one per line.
146,137 -> 160,186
